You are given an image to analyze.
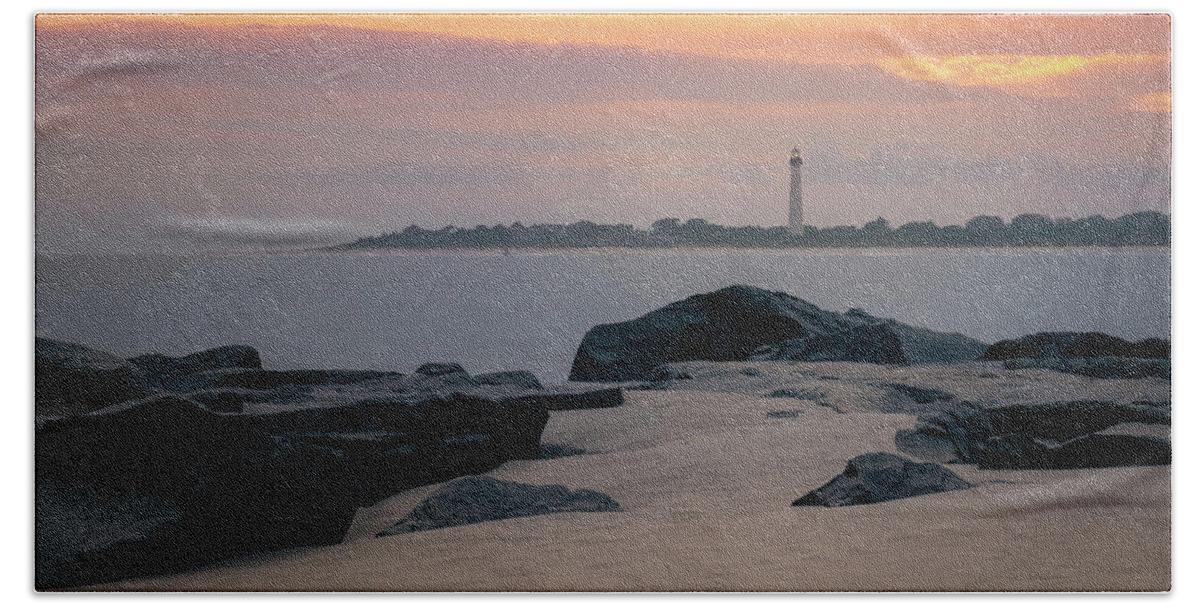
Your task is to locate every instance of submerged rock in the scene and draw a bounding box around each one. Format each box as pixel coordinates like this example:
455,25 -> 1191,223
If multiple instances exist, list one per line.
569,285 -> 986,381
377,475 -> 622,536
793,452 -> 972,507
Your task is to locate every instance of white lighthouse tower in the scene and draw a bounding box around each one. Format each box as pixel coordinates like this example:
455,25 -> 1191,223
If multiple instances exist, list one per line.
788,147 -> 804,234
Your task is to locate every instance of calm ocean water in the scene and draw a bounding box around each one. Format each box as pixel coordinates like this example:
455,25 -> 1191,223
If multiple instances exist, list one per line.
35,249 -> 1170,383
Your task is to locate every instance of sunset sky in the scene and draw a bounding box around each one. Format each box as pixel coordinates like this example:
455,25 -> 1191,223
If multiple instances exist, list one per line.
35,12 -> 1171,252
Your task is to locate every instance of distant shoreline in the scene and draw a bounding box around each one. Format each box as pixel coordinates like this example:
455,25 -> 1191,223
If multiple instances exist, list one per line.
34,245 -> 1173,259
321,245 -> 1172,256
333,213 -> 1170,253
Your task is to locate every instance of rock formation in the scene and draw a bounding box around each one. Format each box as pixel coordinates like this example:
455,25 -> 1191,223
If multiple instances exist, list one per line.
894,400 -> 1171,469
980,332 -> 1170,380
377,475 -> 621,536
36,338 -> 150,417
999,356 -> 1170,380
981,332 -> 1169,360
793,452 -> 973,507
35,340 -> 622,589
569,286 -> 986,381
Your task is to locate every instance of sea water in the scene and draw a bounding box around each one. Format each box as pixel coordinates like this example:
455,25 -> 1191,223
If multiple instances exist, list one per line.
35,248 -> 1171,382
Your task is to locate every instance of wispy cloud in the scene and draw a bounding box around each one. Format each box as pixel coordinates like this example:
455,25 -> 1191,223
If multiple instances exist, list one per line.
34,15 -> 1171,253
875,53 -> 1164,89
151,217 -> 357,248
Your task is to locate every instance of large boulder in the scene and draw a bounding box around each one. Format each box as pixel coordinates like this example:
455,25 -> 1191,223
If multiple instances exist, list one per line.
793,452 -> 972,507
895,401 -> 1171,469
36,395 -> 370,589
569,286 -> 986,381
36,338 -> 149,417
981,332 -> 1169,360
377,475 -> 622,536
35,342 -> 618,589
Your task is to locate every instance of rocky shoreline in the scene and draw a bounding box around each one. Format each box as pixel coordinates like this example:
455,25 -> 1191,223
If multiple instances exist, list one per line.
35,339 -> 620,589
35,285 -> 1171,590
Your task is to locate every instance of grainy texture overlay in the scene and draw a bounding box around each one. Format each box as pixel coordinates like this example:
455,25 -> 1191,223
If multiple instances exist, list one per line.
35,13 -> 1170,592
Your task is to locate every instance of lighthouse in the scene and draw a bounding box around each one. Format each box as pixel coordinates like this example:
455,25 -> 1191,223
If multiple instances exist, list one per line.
788,147 -> 804,234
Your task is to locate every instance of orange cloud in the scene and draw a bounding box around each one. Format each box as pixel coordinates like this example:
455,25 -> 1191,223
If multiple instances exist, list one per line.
36,14 -> 1169,104
1130,92 -> 1172,113
37,13 -> 1171,64
876,53 -> 1164,88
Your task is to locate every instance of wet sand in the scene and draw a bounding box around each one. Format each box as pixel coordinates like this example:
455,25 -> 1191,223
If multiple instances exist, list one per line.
108,378 -> 1170,592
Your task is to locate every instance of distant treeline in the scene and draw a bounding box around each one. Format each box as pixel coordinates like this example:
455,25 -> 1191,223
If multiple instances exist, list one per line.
337,211 -> 1170,251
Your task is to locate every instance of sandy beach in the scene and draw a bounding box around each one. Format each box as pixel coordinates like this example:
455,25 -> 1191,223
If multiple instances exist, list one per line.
106,362 -> 1170,592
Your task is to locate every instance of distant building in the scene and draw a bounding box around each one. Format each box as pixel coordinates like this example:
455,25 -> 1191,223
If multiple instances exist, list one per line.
788,147 -> 804,234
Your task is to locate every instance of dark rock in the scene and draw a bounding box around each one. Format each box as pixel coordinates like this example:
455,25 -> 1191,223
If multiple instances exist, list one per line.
415,362 -> 467,377
981,332 -> 1169,360
36,481 -> 184,591
1002,356 -> 1170,380
885,383 -> 957,404
987,401 -> 1169,442
35,339 -> 633,588
751,323 -> 907,365
974,434 -> 1059,469
894,428 -> 961,464
894,402 -> 993,463
1128,337 -> 1171,359
474,370 -> 543,390
537,444 -> 587,460
569,286 -> 986,381
129,345 -> 261,377
35,395 -> 365,589
793,452 -> 972,507
35,366 -> 558,588
1048,433 -> 1171,468
125,345 -> 263,394
211,369 -> 403,390
187,389 -> 247,413
765,408 -> 804,419
895,401 -> 1172,469
377,475 -> 621,536
35,338 -> 149,417
976,432 -> 1171,469
881,321 -> 992,364
533,386 -> 624,411
179,344 -> 261,371
648,365 -> 693,382
767,387 -> 827,400
570,286 -> 844,381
